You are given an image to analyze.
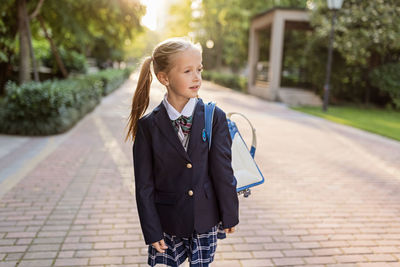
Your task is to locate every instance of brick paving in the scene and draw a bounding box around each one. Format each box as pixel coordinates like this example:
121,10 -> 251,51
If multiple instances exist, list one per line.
0,72 -> 400,266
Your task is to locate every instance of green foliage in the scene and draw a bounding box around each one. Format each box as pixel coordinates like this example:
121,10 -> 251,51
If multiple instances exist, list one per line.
310,0 -> 400,67
88,67 -> 134,95
0,67 -> 134,135
369,63 -> 400,109
281,29 -> 313,88
0,0 -> 17,64
202,70 -> 247,92
32,38 -> 50,63
165,0 -> 193,38
124,30 -> 162,61
302,36 -> 369,103
40,0 -> 146,63
0,0 -> 145,73
42,47 -> 88,74
303,0 -> 400,105
0,77 -> 102,135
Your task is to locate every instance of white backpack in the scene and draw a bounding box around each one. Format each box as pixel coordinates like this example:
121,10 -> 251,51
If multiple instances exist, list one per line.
204,102 -> 265,197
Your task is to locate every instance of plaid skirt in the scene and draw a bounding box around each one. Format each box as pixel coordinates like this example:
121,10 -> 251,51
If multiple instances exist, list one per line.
148,221 -> 226,267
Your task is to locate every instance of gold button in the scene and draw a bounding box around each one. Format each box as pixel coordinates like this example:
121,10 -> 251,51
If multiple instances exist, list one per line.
188,190 -> 194,196
186,163 -> 192,169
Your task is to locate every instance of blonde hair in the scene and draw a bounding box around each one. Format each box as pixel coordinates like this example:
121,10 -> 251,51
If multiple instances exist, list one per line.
125,37 -> 202,142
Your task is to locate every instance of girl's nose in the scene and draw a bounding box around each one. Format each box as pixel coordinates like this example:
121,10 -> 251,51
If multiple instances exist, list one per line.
194,71 -> 201,81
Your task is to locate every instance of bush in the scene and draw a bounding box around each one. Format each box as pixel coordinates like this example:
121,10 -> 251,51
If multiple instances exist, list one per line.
202,70 -> 247,92
88,67 -> 132,95
0,67 -> 134,135
369,63 -> 400,109
42,47 -> 88,74
0,77 -> 102,135
124,65 -> 135,78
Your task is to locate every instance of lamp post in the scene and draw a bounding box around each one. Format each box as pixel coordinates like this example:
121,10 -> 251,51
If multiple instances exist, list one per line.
323,0 -> 344,112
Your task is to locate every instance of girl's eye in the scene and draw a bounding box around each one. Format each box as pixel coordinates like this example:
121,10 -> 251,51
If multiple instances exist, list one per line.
184,70 -> 190,73
198,68 -> 203,72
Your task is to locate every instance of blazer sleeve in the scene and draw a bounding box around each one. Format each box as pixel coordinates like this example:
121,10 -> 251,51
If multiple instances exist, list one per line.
133,119 -> 164,245
208,107 -> 239,229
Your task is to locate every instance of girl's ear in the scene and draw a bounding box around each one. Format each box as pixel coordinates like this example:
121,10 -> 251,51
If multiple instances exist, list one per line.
156,72 -> 169,86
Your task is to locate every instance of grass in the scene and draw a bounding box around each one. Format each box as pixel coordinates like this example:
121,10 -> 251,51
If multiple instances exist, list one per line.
291,105 -> 400,142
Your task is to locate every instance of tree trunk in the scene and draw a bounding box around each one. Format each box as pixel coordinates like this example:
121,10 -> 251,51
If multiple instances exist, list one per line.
17,0 -> 31,83
28,0 -> 46,82
38,15 -> 68,78
25,12 -> 39,82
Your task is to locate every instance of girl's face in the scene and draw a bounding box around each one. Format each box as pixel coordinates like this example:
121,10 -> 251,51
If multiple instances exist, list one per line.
165,48 -> 203,100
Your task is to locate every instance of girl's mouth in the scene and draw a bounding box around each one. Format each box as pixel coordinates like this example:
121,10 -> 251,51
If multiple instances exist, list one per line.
190,85 -> 200,90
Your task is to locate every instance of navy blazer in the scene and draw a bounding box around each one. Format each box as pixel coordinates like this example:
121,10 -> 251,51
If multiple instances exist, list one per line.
133,97 -> 239,245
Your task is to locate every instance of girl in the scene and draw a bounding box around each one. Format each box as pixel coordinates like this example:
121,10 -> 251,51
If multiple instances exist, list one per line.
125,37 -> 239,267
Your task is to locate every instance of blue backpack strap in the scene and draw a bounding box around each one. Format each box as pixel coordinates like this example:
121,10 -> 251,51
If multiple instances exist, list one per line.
204,101 -> 216,150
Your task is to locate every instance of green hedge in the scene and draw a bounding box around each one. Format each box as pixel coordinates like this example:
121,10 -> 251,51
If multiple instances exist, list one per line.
0,67 -> 134,135
202,70 -> 247,93
369,63 -> 400,109
88,67 -> 133,96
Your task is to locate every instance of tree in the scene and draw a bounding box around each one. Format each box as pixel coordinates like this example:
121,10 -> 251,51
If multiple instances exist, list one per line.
0,0 -> 145,91
0,0 -> 18,94
309,0 -> 400,104
39,0 -> 145,67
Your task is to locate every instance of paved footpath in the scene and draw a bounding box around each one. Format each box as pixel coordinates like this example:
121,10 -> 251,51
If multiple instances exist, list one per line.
1,72 -> 400,267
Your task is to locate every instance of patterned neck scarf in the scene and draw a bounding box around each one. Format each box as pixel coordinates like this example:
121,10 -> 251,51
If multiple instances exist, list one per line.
171,115 -> 193,135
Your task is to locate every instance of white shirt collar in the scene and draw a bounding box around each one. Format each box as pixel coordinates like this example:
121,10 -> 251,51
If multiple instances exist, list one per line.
163,93 -> 198,120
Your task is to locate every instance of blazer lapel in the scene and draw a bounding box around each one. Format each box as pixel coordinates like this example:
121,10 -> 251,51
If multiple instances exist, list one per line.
187,98 -> 204,157
153,101 -> 191,162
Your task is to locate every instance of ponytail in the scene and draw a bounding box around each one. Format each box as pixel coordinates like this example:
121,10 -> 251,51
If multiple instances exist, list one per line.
125,57 -> 153,142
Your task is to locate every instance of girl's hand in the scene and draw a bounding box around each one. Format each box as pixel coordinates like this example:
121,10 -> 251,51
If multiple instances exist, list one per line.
151,239 -> 168,253
224,227 -> 235,234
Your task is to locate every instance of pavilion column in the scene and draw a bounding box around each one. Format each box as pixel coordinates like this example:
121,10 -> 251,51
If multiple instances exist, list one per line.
247,27 -> 259,89
268,11 -> 285,101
